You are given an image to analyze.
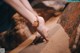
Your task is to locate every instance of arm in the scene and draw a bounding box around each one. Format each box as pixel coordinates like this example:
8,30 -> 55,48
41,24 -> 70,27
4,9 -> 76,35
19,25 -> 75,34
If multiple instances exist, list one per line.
20,0 -> 38,17
4,0 -> 48,41
4,0 -> 38,26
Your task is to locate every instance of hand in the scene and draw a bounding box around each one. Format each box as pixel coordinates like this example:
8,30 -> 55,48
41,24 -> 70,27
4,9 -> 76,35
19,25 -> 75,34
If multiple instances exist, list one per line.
37,16 -> 49,42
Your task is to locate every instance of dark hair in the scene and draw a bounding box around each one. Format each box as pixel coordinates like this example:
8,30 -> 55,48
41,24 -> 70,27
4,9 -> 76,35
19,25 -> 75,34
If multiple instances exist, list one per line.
28,0 -> 34,3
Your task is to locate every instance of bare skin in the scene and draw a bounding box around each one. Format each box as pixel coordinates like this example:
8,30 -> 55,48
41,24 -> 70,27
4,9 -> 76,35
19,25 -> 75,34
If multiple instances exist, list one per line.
4,0 -> 38,26
20,0 -> 38,16
37,16 -> 48,39
4,0 -> 48,41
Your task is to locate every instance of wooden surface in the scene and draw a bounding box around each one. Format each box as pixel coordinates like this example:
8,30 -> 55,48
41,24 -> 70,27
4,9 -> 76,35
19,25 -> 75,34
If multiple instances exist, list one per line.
10,35 -> 36,53
59,3 -> 80,47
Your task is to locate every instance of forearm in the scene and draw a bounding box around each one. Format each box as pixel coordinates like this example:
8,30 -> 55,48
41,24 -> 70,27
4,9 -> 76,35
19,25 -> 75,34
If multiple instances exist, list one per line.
20,0 -> 38,16
4,0 -> 38,25
4,0 -> 48,41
